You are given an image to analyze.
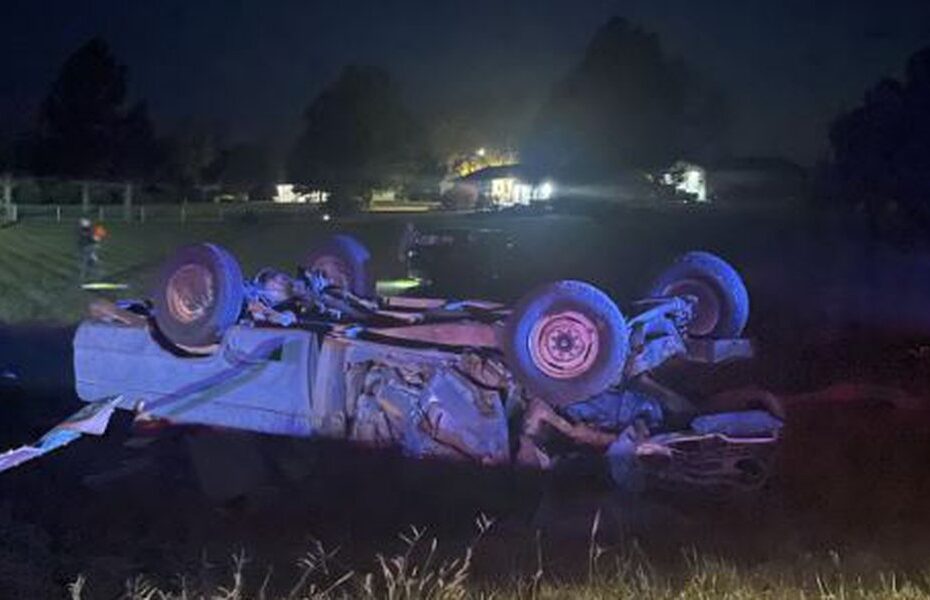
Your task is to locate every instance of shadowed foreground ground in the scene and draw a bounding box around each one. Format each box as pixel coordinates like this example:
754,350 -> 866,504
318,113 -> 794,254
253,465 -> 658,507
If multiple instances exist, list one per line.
2,321 -> 930,598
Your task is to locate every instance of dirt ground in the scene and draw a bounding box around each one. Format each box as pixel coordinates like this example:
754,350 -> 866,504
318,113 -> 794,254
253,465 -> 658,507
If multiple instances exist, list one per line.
2,206 -> 930,597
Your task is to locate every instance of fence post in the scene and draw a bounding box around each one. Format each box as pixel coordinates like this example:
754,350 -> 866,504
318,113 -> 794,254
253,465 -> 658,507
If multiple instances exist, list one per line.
81,181 -> 91,214
56,206 -> 61,223
140,206 -> 146,223
181,204 -> 187,224
123,182 -> 133,222
2,173 -> 12,220
98,205 -> 104,222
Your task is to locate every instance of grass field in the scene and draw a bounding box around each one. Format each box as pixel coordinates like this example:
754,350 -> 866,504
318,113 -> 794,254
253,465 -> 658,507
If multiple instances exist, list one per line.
0,214 -> 445,323
4,204 -> 930,343
0,205 -> 813,323
6,206 -> 930,598
0,208 -> 689,323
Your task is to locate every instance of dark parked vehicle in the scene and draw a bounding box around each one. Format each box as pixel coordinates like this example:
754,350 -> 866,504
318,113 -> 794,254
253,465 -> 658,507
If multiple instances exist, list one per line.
405,227 -> 519,297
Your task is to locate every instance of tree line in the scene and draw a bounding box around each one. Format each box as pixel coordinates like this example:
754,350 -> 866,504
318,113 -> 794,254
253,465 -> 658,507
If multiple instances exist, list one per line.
1,16 -> 929,226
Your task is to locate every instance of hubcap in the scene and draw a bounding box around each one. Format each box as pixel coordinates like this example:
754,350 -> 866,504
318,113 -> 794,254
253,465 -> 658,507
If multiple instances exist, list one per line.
166,263 -> 214,323
529,310 -> 600,379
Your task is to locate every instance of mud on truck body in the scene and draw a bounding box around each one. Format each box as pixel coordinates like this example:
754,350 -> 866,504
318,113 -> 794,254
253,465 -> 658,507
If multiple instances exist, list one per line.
4,234 -> 783,496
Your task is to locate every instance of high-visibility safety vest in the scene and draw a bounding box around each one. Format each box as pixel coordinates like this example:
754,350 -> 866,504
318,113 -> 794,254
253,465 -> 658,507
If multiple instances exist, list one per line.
92,224 -> 108,242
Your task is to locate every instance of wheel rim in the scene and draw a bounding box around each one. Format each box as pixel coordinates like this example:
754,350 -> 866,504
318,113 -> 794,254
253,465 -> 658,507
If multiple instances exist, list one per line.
662,278 -> 720,337
166,263 -> 215,323
529,310 -> 600,379
310,256 -> 351,289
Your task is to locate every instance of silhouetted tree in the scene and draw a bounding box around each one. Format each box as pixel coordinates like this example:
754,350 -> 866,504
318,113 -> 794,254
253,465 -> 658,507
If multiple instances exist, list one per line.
208,142 -> 277,202
0,136 -> 10,172
163,119 -> 227,199
523,17 -> 728,179
427,90 -> 534,171
116,101 -> 162,178
287,65 -> 428,212
829,46 -> 930,237
31,37 -> 160,180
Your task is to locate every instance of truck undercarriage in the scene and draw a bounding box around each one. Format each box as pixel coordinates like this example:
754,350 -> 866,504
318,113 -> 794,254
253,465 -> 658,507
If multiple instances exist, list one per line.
2,235 -> 782,496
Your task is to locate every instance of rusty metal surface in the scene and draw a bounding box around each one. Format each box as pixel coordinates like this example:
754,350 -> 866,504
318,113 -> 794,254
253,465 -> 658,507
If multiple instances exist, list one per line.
366,321 -> 500,349
87,298 -> 148,328
684,337 -> 754,364
637,429 -> 779,494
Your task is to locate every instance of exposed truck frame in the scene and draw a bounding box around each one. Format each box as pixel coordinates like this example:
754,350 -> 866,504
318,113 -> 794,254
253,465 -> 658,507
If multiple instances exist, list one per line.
3,236 -> 782,496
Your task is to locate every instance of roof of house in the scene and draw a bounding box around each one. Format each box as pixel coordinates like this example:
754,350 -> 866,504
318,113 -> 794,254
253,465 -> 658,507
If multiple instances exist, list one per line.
457,164 -> 528,183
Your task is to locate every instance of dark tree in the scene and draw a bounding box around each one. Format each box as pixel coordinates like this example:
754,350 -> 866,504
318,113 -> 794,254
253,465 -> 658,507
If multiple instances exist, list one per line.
163,119 -> 227,198
115,101 -> 162,178
427,90 -> 533,167
287,65 -> 429,212
523,17 -> 728,178
829,46 -> 930,236
0,136 -> 10,172
208,142 -> 277,202
32,37 -> 159,180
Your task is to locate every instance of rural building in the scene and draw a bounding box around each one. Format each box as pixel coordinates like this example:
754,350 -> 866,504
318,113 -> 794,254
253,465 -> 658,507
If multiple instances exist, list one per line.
450,165 -> 554,208
660,161 -> 709,202
273,184 -> 329,204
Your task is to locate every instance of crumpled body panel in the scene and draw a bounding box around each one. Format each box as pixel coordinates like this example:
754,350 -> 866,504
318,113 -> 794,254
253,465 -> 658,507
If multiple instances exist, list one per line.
74,322 -> 316,437
315,337 -> 510,463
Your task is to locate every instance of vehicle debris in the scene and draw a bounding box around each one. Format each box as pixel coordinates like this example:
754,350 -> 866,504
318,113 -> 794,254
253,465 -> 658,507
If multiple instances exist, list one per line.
7,236 -> 781,495
0,396 -> 122,473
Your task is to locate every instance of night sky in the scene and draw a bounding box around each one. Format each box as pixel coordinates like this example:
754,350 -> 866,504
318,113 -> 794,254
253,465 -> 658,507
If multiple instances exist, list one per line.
1,0 -> 928,164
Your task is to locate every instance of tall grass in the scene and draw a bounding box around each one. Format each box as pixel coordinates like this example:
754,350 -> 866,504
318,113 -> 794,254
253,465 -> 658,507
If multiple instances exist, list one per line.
64,513 -> 930,600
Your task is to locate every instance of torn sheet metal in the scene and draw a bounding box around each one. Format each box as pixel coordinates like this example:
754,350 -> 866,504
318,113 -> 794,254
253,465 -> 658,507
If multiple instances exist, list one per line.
340,349 -> 510,464
563,388 -> 664,432
690,410 -> 783,437
411,368 -> 509,464
0,396 -> 122,473
605,410 -> 781,494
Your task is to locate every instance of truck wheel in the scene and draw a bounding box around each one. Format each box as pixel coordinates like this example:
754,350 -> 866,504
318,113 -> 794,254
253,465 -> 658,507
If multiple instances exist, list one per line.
304,235 -> 373,297
152,243 -> 244,352
503,280 -> 629,407
649,251 -> 749,339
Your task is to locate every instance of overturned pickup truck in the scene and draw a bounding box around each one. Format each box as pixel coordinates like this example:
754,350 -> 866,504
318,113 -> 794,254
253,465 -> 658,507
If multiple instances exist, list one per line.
18,234 -> 782,494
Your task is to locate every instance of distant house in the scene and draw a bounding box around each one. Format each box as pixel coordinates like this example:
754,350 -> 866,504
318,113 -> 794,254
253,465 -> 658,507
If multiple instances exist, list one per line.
273,184 -> 329,204
660,161 -> 709,202
449,165 -> 554,208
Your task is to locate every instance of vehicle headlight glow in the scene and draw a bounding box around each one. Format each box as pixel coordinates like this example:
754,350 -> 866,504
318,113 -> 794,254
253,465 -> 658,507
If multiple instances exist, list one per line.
538,181 -> 555,200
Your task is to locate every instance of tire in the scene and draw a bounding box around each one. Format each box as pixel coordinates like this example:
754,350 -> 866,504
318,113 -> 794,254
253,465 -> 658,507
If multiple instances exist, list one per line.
303,235 -> 373,297
649,251 -> 749,339
152,243 -> 244,352
503,280 -> 629,407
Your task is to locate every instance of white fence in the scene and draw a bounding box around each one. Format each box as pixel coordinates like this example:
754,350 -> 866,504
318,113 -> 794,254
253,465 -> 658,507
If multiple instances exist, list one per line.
5,202 -> 330,224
